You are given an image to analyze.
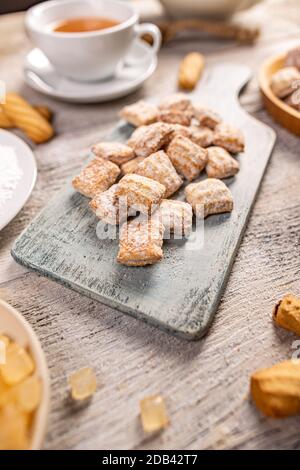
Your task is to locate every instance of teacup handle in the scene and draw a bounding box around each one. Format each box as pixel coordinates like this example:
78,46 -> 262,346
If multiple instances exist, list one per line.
134,23 -> 162,55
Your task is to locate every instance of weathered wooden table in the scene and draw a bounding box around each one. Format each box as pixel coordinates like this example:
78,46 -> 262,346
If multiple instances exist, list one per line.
0,0 -> 300,450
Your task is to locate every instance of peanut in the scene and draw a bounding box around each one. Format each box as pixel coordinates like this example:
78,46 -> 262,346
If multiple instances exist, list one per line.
178,52 -> 205,91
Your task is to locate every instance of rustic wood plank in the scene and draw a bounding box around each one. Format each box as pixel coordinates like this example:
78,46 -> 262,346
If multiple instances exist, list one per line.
1,0 -> 300,449
11,64 -> 275,339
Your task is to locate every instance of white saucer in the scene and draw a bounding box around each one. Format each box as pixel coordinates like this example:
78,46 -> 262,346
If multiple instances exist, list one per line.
0,129 -> 37,231
24,39 -> 157,103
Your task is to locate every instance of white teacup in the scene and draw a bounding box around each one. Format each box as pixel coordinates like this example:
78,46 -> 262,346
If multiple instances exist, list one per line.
25,0 -> 161,82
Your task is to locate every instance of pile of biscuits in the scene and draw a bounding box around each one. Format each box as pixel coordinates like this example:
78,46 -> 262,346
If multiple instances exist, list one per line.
270,46 -> 300,111
72,93 -> 245,266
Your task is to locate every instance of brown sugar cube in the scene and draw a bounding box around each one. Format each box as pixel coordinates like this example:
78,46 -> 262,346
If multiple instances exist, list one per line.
159,93 -> 193,112
121,156 -> 145,175
90,184 -> 125,225
72,158 -> 120,198
127,122 -> 173,158
213,123 -> 245,154
189,125 -> 214,148
273,294 -> 300,336
154,199 -> 193,238
120,100 -> 158,127
68,367 -> 97,401
285,46 -> 300,71
91,142 -> 135,165
140,394 -> 169,433
270,66 -> 300,98
157,109 -> 192,126
116,173 -> 165,214
135,150 -> 182,198
166,135 -> 208,181
117,218 -> 164,266
185,178 -> 233,218
193,106 -> 222,129
206,146 -> 240,179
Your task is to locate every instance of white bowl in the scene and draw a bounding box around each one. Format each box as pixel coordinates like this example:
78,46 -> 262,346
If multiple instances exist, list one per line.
158,0 -> 262,19
0,299 -> 50,450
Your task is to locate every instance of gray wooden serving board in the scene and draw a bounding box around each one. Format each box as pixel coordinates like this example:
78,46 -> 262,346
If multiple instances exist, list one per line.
12,64 -> 276,340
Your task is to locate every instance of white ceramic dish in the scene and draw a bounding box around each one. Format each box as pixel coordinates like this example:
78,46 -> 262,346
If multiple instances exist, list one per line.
0,129 -> 37,232
24,39 -> 157,103
0,299 -> 50,450
158,0 -> 262,19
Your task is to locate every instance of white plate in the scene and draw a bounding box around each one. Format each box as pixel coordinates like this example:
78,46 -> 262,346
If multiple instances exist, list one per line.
24,39 -> 157,103
0,299 -> 50,449
0,130 -> 37,231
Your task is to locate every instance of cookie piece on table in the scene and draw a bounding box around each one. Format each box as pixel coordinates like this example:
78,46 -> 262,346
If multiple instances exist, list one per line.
185,178 -> 233,218
206,146 -> 240,179
193,106 -> 222,129
117,217 -> 164,266
135,150 -> 182,198
116,173 -> 165,215
89,184 -> 128,225
91,142 -> 135,165
157,109 -> 192,126
127,122 -> 173,158
72,158 -> 120,198
189,126 -> 214,148
159,93 -> 193,112
120,100 -> 158,127
121,156 -> 145,175
270,66 -> 300,98
166,135 -> 207,181
213,123 -> 245,154
154,199 -> 193,238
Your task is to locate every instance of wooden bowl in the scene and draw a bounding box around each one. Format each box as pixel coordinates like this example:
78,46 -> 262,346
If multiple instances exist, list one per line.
259,53 -> 300,136
0,299 -> 50,450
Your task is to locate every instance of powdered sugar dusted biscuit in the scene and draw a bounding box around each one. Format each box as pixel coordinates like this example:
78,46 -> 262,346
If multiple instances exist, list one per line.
166,135 -> 207,181
127,123 -> 173,158
213,123 -> 245,154
159,93 -> 193,112
117,217 -> 164,266
189,126 -> 214,148
193,106 -> 222,129
90,184 -> 127,225
135,150 -> 182,198
185,178 -> 233,218
121,156 -> 145,175
116,173 -> 165,214
120,100 -> 158,127
154,199 -> 193,238
91,142 -> 135,165
157,109 -> 192,126
285,88 -> 300,111
270,66 -> 300,98
285,46 -> 300,71
169,124 -> 192,139
72,158 -> 120,198
206,146 -> 239,179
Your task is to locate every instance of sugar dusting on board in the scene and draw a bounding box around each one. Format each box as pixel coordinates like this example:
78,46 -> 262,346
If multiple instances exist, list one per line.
0,144 -> 23,215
